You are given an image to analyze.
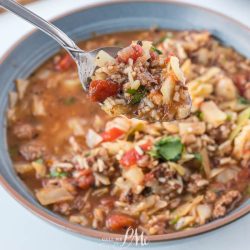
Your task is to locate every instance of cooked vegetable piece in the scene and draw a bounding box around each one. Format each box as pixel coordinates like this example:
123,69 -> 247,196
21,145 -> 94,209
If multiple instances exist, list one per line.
89,80 -> 121,102
150,136 -> 183,161
101,127 -> 125,142
106,214 -> 136,231
36,187 -> 73,205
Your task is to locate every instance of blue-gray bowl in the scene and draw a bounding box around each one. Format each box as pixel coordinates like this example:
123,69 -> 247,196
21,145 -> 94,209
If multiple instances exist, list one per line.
0,0 -> 249,242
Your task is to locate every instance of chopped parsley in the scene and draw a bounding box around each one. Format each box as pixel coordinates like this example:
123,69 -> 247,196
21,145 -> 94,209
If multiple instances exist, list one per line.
149,136 -> 184,162
238,96 -> 250,105
169,216 -> 180,225
35,158 -> 44,164
151,46 -> 163,55
127,86 -> 147,105
50,169 -> 68,178
193,152 -> 202,163
195,111 -> 204,121
63,96 -> 76,105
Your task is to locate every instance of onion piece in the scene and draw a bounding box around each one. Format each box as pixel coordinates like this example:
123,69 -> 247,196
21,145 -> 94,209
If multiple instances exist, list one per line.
32,96 -> 46,116
175,216 -> 195,230
215,167 -> 240,183
9,91 -> 18,109
123,166 -> 144,185
200,101 -> 227,128
14,163 -> 33,174
160,76 -> 175,104
16,79 -> 29,99
200,148 -> 211,178
85,129 -> 103,148
210,168 -> 225,178
171,195 -> 203,219
36,187 -> 73,205
170,56 -> 185,82
32,161 -> 46,177
95,50 -> 115,67
168,162 -> 186,176
196,204 -> 212,224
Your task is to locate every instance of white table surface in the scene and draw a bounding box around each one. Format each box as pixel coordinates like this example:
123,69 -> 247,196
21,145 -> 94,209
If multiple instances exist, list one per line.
0,0 -> 249,249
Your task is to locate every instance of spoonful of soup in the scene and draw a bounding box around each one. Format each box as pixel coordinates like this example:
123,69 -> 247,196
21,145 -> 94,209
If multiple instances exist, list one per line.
0,0 -> 191,122
89,42 -> 192,121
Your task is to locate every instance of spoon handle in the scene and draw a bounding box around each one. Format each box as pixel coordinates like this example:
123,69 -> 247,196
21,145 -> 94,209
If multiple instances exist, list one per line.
0,0 -> 83,55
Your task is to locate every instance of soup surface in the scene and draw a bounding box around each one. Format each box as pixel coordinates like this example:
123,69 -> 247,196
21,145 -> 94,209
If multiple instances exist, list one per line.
7,30 -> 250,235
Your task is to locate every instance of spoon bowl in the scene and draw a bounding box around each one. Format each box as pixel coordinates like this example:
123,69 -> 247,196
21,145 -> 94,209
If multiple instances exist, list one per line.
76,46 -> 121,90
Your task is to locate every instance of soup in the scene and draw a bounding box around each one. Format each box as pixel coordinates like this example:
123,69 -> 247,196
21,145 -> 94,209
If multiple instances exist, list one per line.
7,30 -> 250,235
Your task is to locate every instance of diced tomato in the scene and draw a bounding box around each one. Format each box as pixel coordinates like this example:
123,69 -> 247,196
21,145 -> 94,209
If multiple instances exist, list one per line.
106,214 -> 136,231
89,80 -> 121,102
54,53 -> 75,71
117,44 -> 143,63
75,169 -> 94,189
120,148 -> 138,167
101,127 -> 125,142
140,142 -> 152,151
120,142 -> 152,168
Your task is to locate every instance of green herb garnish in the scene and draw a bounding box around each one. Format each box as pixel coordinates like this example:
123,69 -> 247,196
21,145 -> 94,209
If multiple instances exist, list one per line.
195,111 -> 204,121
193,153 -> 202,163
151,46 -> 163,55
238,96 -> 250,105
149,136 -> 184,162
226,113 -> 232,121
127,86 -> 147,105
35,158 -> 44,164
63,96 -> 76,105
169,216 -> 180,225
50,169 -> 67,178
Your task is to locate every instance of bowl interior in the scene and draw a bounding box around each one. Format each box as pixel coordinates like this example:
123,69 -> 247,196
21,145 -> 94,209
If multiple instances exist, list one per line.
0,0 -> 249,241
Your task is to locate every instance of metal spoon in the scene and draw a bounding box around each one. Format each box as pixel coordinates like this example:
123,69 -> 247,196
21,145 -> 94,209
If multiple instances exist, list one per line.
0,0 -> 120,90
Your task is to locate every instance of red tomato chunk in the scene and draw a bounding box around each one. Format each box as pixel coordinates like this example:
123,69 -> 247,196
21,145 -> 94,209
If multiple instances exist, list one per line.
117,44 -> 143,63
120,142 -> 151,168
75,169 -> 94,189
101,127 -> 125,142
54,54 -> 75,71
89,80 -> 121,102
106,214 -> 136,231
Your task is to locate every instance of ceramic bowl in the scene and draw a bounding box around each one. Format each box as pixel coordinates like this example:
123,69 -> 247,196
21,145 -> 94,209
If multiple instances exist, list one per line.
0,0 -> 249,242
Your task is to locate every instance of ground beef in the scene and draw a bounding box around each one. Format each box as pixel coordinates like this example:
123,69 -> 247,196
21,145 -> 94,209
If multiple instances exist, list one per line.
212,190 -> 242,218
13,123 -> 37,140
19,140 -> 46,161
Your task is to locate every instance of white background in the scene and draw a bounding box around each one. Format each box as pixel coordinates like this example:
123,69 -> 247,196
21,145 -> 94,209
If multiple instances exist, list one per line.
0,0 -> 249,249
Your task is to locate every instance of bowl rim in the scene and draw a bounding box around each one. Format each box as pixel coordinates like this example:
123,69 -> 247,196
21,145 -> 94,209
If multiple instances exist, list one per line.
0,0 -> 249,243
